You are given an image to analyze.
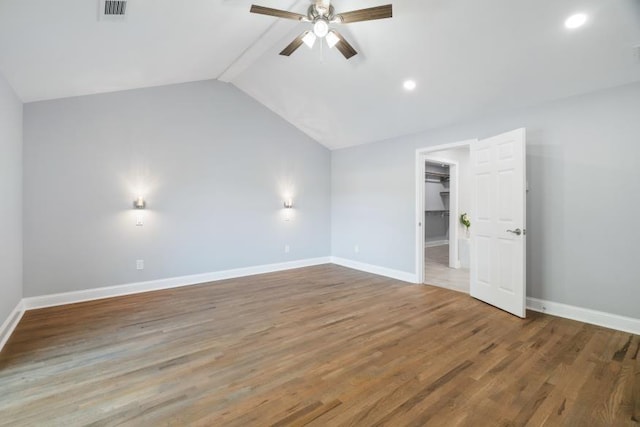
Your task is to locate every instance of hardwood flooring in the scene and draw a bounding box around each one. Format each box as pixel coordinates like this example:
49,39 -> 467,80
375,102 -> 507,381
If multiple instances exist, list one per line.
0,264 -> 638,426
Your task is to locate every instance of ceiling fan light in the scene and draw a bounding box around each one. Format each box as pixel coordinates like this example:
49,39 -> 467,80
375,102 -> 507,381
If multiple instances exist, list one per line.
326,31 -> 339,48
302,31 -> 316,48
313,19 -> 329,38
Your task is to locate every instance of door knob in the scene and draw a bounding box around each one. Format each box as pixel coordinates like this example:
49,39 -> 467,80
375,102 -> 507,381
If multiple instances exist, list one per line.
507,228 -> 522,236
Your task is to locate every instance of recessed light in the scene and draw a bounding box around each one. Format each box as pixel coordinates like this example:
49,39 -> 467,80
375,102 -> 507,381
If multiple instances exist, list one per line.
565,13 -> 587,29
403,80 -> 416,91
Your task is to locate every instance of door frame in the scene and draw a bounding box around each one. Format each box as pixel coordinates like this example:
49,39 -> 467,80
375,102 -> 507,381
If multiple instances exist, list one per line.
415,139 -> 477,284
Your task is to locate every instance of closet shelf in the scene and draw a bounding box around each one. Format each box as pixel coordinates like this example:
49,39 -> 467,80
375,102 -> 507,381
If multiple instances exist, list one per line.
425,171 -> 450,182
425,171 -> 448,178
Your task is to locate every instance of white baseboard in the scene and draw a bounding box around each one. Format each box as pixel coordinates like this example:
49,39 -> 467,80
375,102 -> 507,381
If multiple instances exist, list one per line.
0,300 -> 25,353
328,259 -> 638,334
23,257 -> 331,310
10,260 -> 639,340
330,257 -> 418,283
425,240 -> 449,248
527,297 -> 640,335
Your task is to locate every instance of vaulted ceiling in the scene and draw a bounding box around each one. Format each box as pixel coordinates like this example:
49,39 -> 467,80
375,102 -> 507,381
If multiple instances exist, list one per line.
1,0 -> 639,149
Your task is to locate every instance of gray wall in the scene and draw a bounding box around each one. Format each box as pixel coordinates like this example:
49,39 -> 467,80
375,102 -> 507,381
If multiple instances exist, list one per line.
24,80 -> 331,297
0,71 -> 23,324
332,81 -> 640,319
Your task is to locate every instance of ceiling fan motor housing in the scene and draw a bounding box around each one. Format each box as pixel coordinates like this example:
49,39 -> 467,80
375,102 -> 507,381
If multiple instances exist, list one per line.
308,4 -> 335,21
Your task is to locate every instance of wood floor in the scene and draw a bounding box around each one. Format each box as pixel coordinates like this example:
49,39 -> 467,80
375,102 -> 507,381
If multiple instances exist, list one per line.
1,264 -> 638,426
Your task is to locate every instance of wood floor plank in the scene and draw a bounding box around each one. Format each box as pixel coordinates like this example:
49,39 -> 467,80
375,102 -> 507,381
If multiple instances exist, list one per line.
0,264 -> 638,426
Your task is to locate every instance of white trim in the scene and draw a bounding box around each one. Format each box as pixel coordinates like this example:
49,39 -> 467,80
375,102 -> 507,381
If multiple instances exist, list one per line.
5,263 -> 639,345
417,140 -> 475,153
330,257 -> 418,283
0,300 -> 25,353
416,140 -> 476,284
23,257 -> 331,310
527,297 -> 640,335
425,240 -> 449,248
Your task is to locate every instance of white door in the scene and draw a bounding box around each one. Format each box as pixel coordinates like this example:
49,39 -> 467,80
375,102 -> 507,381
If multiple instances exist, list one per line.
470,128 -> 526,317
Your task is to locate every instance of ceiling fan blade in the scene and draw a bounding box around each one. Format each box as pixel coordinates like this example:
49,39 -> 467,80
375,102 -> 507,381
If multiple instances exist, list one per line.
279,32 -> 308,56
250,5 -> 306,21
336,5 -> 392,24
331,30 -> 358,59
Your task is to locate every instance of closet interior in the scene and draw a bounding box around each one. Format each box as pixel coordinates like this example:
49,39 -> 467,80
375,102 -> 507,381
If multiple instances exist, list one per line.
424,163 -> 450,250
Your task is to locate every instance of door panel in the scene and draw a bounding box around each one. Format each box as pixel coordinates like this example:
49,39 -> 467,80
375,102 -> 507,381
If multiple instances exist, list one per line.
476,236 -> 491,285
497,238 -> 515,293
476,173 -> 491,220
471,128 -> 526,317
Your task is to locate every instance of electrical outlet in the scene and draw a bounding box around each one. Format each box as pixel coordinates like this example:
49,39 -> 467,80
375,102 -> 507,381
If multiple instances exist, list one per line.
136,259 -> 144,270
354,244 -> 360,254
284,244 -> 290,253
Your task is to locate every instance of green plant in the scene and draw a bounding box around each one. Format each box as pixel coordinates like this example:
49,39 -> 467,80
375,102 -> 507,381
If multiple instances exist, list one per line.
460,213 -> 471,229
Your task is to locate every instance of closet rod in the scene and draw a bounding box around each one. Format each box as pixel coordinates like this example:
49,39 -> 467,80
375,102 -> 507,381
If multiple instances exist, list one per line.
425,171 -> 449,178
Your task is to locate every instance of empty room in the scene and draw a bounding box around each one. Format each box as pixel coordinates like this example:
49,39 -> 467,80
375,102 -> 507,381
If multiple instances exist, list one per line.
1,0 -> 639,425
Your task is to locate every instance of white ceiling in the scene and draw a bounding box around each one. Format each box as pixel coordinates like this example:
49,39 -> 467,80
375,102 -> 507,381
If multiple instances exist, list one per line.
1,0 -> 639,149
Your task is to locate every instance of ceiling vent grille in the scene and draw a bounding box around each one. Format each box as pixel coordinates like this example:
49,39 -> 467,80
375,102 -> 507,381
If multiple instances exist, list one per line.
104,0 -> 127,15
98,0 -> 127,20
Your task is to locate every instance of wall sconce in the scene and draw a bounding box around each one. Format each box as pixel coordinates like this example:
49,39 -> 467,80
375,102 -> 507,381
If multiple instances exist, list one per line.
283,198 -> 293,222
133,196 -> 146,209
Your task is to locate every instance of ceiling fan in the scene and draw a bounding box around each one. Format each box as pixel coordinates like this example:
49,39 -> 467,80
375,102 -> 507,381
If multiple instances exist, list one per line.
249,0 -> 393,59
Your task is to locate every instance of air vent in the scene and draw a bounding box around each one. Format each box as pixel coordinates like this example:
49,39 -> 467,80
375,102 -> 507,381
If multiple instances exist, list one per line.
98,0 -> 127,21
104,0 -> 126,15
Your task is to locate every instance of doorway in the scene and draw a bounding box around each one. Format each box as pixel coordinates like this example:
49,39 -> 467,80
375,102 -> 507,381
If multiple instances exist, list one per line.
422,148 -> 471,293
415,129 -> 527,318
